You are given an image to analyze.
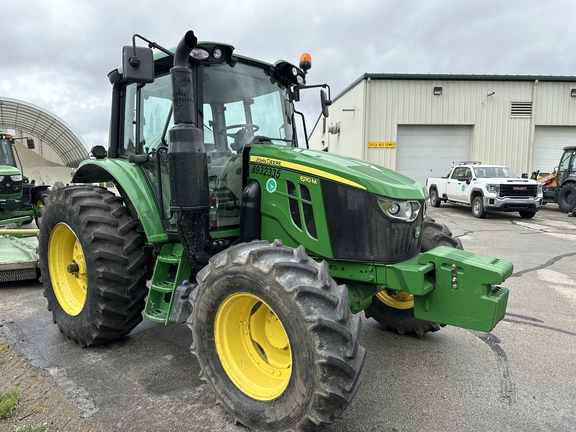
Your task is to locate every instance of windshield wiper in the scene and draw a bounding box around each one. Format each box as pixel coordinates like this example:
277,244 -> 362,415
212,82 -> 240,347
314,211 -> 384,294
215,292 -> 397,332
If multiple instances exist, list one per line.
252,136 -> 294,144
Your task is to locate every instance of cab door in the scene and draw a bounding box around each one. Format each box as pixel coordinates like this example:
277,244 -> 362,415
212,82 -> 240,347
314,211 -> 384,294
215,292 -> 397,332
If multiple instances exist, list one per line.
446,167 -> 471,202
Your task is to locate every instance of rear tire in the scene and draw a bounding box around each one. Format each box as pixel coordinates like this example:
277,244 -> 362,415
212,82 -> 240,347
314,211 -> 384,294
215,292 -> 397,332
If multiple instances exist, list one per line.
429,188 -> 441,207
188,240 -> 365,431
364,217 -> 462,335
472,195 -> 487,218
557,183 -> 576,213
37,185 -> 149,347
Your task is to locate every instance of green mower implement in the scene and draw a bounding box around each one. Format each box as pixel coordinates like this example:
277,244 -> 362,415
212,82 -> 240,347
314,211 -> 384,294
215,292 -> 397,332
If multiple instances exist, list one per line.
37,31 -> 513,431
0,218 -> 38,282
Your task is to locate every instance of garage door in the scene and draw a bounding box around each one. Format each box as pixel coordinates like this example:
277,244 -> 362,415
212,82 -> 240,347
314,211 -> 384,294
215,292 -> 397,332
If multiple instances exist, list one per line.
396,125 -> 472,186
533,126 -> 576,174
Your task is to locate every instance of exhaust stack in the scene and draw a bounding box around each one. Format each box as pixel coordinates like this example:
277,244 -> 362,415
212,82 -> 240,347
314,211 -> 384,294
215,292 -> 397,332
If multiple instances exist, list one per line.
168,31 -> 210,260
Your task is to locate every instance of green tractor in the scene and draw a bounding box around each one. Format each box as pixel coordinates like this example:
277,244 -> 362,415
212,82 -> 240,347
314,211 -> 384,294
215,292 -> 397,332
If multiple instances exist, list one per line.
37,31 -> 513,431
0,132 -> 50,226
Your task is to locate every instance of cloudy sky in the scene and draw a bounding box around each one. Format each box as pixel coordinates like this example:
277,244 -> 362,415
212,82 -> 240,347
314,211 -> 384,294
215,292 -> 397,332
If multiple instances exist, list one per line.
2,0 -> 576,150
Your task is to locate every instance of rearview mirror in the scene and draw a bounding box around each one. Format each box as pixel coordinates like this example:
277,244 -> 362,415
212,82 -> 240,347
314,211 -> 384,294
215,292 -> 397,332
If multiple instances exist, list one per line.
122,46 -> 154,83
320,89 -> 331,118
26,138 -> 34,149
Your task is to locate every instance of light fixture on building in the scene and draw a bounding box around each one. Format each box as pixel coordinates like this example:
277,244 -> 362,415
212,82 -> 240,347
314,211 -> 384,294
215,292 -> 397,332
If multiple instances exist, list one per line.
488,91 -> 496,98
571,89 -> 576,97
328,122 -> 341,135
433,87 -> 442,95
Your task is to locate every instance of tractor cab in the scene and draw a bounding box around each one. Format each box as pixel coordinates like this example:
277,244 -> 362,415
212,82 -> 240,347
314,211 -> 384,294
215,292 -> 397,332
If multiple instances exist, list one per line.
557,146 -> 576,184
105,39 -> 312,237
0,134 -> 18,168
0,134 -> 23,200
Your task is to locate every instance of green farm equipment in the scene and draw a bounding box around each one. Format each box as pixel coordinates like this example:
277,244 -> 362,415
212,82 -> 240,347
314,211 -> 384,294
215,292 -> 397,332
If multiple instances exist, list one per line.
0,219 -> 38,282
0,132 -> 50,226
37,31 -> 513,431
532,146 -> 576,213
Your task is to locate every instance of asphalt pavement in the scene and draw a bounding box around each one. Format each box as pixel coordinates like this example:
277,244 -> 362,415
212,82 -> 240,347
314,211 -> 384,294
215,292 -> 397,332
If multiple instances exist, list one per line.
1,203 -> 575,432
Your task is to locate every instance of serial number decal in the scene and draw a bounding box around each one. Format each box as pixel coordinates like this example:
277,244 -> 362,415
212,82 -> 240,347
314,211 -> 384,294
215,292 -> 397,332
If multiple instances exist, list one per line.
251,164 -> 281,178
249,155 -> 367,190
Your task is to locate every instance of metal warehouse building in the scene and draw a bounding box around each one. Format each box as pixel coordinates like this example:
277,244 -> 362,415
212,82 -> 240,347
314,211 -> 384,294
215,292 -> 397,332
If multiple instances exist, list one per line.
309,74 -> 576,186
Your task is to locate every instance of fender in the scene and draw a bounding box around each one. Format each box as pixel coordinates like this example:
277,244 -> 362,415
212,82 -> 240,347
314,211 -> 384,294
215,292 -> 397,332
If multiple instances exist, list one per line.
470,187 -> 484,196
72,158 -> 169,243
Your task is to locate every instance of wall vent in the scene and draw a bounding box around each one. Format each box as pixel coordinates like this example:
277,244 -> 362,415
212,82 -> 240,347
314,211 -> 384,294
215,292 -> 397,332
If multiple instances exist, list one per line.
510,102 -> 532,118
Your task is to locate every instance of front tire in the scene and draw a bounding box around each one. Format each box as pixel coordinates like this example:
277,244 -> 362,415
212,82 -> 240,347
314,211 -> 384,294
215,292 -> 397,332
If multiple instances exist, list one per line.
188,240 -> 365,431
472,195 -> 487,218
557,183 -> 576,213
519,210 -> 536,218
37,185 -> 149,347
364,217 -> 462,335
33,189 -> 50,228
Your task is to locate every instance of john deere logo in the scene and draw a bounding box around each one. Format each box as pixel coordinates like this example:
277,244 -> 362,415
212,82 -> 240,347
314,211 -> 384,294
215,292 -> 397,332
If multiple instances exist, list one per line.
266,178 -> 277,193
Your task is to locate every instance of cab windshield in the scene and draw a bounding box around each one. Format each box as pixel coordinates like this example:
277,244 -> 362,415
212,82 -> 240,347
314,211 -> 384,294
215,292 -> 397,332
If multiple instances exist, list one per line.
0,139 -> 17,167
474,166 -> 519,179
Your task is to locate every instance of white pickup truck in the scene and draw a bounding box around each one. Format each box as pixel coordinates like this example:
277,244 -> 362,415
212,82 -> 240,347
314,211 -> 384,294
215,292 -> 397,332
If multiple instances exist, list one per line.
426,162 -> 543,218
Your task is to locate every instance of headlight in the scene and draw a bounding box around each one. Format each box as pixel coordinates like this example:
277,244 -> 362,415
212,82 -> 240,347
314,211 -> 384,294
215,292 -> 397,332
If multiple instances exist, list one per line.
388,202 -> 400,215
191,47 -> 210,60
0,176 -> 4,182
537,184 -> 542,194
486,183 -> 500,194
10,175 -> 22,182
378,198 -> 422,222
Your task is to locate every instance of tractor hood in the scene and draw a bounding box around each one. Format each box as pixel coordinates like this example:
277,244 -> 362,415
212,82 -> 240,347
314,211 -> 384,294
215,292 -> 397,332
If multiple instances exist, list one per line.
249,145 -> 427,200
0,165 -> 21,176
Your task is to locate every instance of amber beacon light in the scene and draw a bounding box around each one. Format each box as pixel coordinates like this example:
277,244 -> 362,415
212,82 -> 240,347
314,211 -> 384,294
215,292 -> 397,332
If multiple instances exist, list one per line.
299,53 -> 312,72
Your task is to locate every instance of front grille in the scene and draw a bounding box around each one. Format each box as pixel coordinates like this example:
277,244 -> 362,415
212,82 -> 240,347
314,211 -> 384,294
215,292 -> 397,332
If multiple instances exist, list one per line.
322,181 -> 423,264
499,183 -> 537,198
0,176 -> 22,194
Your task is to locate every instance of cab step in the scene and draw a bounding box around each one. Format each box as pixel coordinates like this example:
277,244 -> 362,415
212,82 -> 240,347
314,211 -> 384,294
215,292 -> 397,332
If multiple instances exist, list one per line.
143,243 -> 192,324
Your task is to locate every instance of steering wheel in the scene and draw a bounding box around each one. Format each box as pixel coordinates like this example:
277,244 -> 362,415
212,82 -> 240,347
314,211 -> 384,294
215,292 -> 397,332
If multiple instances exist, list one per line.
218,123 -> 260,138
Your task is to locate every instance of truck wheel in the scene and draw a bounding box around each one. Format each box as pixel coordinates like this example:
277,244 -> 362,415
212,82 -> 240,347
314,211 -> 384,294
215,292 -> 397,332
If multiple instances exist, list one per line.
364,217 -> 462,335
519,211 -> 536,219
37,185 -> 149,347
472,196 -> 487,218
188,240 -> 365,431
429,188 -> 441,207
557,183 -> 576,213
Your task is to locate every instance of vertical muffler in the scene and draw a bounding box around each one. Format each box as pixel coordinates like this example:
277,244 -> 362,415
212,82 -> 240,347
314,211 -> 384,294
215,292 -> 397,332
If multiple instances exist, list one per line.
168,31 -> 210,260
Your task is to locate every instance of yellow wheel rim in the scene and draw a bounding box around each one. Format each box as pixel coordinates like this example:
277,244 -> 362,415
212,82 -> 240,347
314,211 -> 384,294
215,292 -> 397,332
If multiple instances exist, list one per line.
215,292 -> 292,400
48,223 -> 88,316
375,290 -> 414,310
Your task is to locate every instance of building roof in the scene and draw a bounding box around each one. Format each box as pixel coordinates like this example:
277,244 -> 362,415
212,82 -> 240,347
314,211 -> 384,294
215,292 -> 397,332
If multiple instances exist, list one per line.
336,73 -> 576,103
0,97 -> 88,168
